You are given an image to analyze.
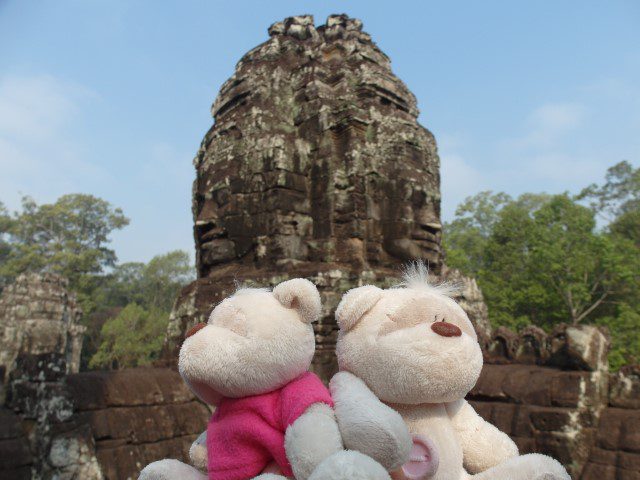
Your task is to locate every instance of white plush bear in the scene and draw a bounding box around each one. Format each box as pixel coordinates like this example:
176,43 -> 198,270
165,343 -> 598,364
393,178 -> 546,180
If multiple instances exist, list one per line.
139,279 -> 393,480
333,263 -> 571,480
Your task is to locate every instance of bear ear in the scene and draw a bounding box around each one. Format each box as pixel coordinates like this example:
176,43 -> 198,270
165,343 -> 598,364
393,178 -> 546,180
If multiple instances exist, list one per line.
336,285 -> 383,332
273,278 -> 322,324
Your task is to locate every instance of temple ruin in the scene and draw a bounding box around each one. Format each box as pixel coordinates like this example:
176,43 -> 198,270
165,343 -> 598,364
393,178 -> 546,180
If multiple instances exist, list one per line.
0,15 -> 638,480
162,13 -> 491,378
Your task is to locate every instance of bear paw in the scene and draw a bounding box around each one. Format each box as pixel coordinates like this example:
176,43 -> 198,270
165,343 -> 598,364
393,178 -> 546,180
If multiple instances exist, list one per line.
308,451 -> 391,480
139,459 -> 206,480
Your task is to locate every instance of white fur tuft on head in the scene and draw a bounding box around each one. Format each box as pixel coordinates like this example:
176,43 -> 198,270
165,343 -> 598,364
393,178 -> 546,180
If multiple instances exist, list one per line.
335,285 -> 383,332
396,261 -> 460,297
272,278 -> 322,324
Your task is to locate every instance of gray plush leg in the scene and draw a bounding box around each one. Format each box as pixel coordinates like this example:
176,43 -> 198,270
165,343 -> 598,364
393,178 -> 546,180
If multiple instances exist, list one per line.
139,459 -> 207,480
308,451 -> 391,480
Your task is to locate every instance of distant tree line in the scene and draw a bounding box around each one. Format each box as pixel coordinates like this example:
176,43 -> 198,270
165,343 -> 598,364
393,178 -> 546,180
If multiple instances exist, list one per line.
1,161 -> 637,371
444,161 -> 640,370
0,194 -> 194,370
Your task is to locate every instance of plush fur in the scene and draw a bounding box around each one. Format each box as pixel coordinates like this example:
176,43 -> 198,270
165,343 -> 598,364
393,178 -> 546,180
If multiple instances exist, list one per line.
334,265 -> 571,480
140,459 -> 206,480
140,278 -> 392,480
189,431 -> 208,472
284,403 -> 344,480
308,451 -> 391,480
329,371 -> 412,471
179,281 -> 317,403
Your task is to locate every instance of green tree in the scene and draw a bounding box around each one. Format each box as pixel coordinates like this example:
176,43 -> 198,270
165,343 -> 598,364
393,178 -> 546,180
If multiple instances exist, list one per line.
94,250 -> 193,311
89,303 -> 169,369
527,196 -> 638,325
444,169 -> 640,368
0,194 -> 129,301
579,161 -> 639,221
443,191 -> 513,276
597,305 -> 640,370
85,250 -> 194,369
0,202 -> 12,287
579,161 -> 640,246
450,193 -> 639,329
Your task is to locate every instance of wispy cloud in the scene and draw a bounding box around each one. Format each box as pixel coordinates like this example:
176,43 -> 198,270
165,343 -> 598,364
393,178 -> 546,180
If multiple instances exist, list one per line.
0,73 -> 108,209
439,134 -> 490,220
504,102 -> 587,150
440,97 -> 620,221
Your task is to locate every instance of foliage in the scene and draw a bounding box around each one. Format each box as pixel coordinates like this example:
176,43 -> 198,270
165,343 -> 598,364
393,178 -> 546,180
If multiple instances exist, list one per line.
596,304 -> 640,371
0,194 -> 129,298
579,160 -> 640,247
578,161 -> 639,221
0,203 -> 11,279
0,193 -> 194,371
445,164 -> 640,368
442,191 -> 513,275
89,303 -> 169,369
84,250 -> 194,369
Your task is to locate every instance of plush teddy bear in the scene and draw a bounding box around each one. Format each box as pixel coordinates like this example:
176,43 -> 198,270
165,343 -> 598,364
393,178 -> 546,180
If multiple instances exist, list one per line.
139,278 -> 394,480
332,263 -> 571,480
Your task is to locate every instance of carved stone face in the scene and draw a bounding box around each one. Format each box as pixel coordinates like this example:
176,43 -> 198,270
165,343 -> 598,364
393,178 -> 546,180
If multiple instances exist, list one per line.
178,279 -> 320,405
336,284 -> 483,405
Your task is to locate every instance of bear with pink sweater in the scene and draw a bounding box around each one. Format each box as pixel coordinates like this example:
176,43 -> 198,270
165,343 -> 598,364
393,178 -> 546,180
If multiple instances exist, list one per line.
139,278 -> 407,480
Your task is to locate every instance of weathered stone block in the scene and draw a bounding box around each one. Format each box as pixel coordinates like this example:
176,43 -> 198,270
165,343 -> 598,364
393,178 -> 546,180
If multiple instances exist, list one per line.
67,368 -> 194,410
589,447 -> 617,466
0,408 -> 25,440
529,406 -> 574,432
619,451 -> 640,473
580,463 -> 616,480
609,365 -> 640,409
0,437 -> 32,470
548,324 -> 609,371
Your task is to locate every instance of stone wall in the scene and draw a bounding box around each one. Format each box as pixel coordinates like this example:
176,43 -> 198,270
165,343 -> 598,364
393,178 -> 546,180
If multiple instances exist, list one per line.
469,324 -> 640,479
580,365 -> 640,480
1,14 -> 638,480
0,273 -> 85,404
0,274 -> 208,480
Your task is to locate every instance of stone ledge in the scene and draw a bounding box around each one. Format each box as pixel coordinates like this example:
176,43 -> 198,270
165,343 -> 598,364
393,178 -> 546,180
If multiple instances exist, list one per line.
66,367 -> 195,410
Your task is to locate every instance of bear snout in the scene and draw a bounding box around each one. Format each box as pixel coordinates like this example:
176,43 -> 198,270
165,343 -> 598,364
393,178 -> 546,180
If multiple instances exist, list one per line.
431,321 -> 462,337
185,322 -> 207,339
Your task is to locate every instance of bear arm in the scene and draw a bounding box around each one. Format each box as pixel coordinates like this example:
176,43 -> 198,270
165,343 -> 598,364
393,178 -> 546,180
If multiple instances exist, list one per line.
139,459 -> 207,480
188,430 -> 208,472
330,371 -> 412,471
284,402 -> 343,480
445,399 -> 518,474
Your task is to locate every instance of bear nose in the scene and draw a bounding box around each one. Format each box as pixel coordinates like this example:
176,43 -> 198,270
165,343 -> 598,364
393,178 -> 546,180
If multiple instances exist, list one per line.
431,321 -> 462,337
185,322 -> 207,339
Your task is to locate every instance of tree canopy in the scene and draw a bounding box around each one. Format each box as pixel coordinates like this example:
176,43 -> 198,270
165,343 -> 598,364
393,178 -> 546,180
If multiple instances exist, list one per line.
445,162 -> 640,369
89,303 -> 168,370
0,194 -> 129,294
0,194 -> 194,370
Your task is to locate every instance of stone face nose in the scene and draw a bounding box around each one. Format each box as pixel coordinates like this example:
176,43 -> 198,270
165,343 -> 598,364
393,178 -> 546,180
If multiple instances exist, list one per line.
431,321 -> 462,337
185,322 -> 207,339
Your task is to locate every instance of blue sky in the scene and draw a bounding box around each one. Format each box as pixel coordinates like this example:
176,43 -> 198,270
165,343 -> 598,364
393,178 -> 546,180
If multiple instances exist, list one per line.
1,1 -> 638,263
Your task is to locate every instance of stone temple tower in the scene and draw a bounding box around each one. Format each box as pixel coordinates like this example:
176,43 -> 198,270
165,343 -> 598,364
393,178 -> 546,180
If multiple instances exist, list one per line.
164,15 -> 488,377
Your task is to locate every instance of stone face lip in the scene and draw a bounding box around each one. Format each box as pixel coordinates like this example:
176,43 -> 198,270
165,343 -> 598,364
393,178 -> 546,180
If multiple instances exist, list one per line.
164,13 -> 450,376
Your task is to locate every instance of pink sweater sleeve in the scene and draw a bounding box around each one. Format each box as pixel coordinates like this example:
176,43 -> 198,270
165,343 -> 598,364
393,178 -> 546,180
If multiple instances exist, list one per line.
279,371 -> 334,428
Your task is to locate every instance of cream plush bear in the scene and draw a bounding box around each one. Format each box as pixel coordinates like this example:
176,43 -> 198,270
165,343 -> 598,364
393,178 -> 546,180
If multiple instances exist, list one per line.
139,278 -> 393,480
332,264 -> 571,480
